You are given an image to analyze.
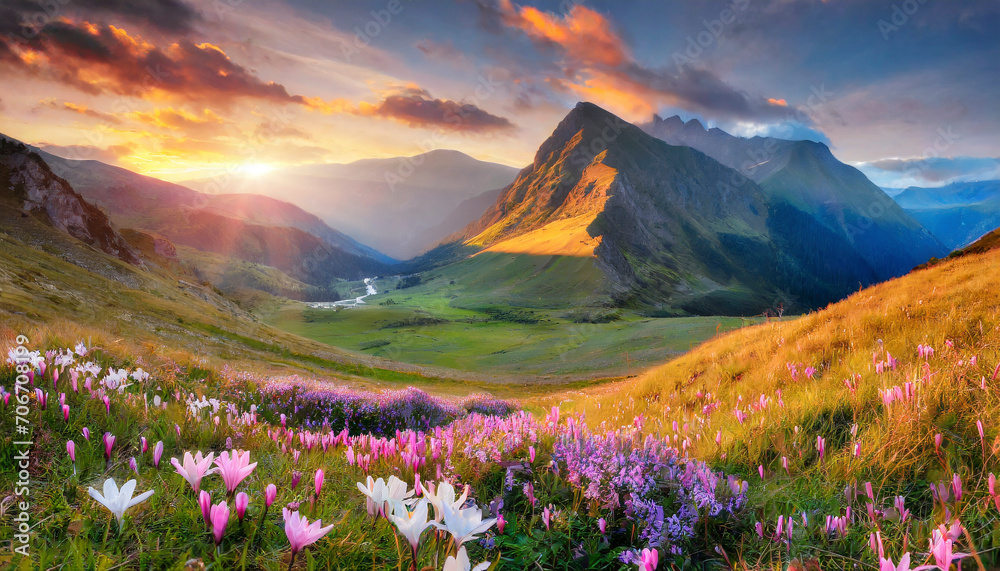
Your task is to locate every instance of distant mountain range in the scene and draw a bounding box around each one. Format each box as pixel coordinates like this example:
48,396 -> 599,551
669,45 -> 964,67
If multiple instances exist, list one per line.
440,102 -> 942,314
182,150 -> 521,260
640,114 -> 948,281
0,135 -> 400,299
5,103 -> 972,317
890,180 -> 1000,249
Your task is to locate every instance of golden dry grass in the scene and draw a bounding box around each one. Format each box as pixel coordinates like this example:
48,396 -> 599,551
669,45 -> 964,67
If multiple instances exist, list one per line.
543,246 -> 1000,482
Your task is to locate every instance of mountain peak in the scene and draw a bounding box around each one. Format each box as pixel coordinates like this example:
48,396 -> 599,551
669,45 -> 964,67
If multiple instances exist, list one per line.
682,118 -> 706,132
533,102 -> 635,167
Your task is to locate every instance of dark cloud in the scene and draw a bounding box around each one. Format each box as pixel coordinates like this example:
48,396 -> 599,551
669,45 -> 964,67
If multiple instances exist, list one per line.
0,20 -> 308,105
361,93 -> 516,133
858,157 -> 1000,188
0,0 -> 199,37
73,0 -> 201,34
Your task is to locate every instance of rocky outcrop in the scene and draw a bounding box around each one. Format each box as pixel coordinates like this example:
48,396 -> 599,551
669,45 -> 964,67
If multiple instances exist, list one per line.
1,137 -> 143,266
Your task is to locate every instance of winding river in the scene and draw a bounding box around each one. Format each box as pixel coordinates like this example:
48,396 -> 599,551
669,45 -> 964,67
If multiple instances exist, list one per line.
308,277 -> 377,309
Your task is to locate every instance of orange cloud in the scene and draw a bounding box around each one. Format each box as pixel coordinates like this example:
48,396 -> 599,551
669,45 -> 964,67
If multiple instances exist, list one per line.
305,89 -> 516,134
301,97 -> 356,115
1,21 -> 308,106
131,108 -> 226,134
498,0 -> 628,67
38,99 -> 123,124
768,98 -> 789,107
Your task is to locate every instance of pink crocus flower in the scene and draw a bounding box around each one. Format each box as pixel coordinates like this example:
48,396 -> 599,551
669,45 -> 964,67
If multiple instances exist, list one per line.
129,457 -> 138,474
265,483 -> 277,508
214,450 -> 257,494
934,433 -> 943,452
928,529 -> 967,570
523,482 -> 536,508
283,509 -> 334,567
314,469 -> 324,498
235,492 -> 249,522
199,491 -> 212,529
171,451 -> 216,493
598,517 -> 607,534
817,436 -> 826,461
291,471 -> 302,490
951,474 -> 962,502
103,432 -> 116,460
103,395 -> 110,414
879,553 -> 910,571
140,437 -> 148,454
758,465 -> 765,479
529,446 -> 536,463
497,513 -> 506,534
62,404 -> 70,422
153,441 -> 164,468
82,427 -> 90,441
210,501 -> 230,545
542,505 -> 551,530
639,547 -> 659,571
67,440 -> 76,462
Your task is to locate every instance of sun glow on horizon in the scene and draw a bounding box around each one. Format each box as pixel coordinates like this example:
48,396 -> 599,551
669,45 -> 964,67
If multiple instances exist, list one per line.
241,163 -> 275,177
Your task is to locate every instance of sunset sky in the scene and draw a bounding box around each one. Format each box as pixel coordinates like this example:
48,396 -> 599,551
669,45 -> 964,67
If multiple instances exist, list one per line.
1,0 -> 997,187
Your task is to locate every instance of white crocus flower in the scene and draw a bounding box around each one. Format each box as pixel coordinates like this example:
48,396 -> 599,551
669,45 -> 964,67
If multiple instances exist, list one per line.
443,546 -> 490,571
436,502 -> 497,547
386,475 -> 414,504
420,481 -> 470,522
387,498 -> 435,562
357,476 -> 390,516
87,477 -> 154,527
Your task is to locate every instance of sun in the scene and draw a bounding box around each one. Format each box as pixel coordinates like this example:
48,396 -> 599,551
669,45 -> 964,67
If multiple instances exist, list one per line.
242,163 -> 274,177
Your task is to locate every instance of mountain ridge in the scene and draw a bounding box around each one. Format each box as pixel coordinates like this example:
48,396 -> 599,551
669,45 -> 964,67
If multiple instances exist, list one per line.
640,114 -> 948,278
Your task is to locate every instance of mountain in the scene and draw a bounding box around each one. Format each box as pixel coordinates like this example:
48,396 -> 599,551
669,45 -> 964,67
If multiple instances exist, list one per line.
640,115 -> 948,278
183,149 -> 520,259
1,136 -> 142,265
33,150 -> 395,293
891,180 -> 1000,249
445,102 -> 895,315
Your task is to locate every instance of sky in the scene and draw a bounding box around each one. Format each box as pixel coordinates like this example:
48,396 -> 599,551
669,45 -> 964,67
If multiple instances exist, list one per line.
0,0 -> 997,187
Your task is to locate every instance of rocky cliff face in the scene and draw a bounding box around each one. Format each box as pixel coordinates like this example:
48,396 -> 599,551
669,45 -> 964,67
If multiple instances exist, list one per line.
1,137 -> 143,266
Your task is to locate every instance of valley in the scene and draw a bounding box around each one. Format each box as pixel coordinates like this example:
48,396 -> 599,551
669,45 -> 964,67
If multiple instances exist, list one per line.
266,274 -> 760,377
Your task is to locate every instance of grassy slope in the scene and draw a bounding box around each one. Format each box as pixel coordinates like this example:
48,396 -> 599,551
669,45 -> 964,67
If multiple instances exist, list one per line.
542,241 -> 1000,565
564,240 -> 1000,469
